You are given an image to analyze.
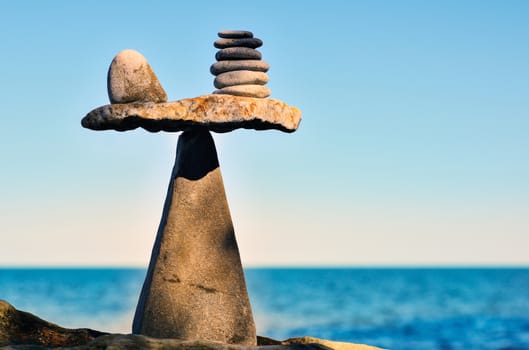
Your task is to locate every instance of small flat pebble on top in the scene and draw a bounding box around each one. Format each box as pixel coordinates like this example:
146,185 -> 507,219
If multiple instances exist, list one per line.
210,60 -> 270,75
216,47 -> 262,61
214,38 -> 263,49
218,30 -> 253,39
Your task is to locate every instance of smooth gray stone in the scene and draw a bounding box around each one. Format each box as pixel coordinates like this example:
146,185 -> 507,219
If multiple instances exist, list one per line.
216,47 -> 261,61
214,38 -> 263,49
133,128 -> 256,345
107,49 -> 167,104
210,60 -> 269,75
218,30 -> 253,38
214,70 -> 269,89
213,85 -> 271,98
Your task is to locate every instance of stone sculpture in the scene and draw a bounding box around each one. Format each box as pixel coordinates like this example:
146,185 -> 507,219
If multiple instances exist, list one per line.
211,30 -> 270,98
81,31 -> 301,346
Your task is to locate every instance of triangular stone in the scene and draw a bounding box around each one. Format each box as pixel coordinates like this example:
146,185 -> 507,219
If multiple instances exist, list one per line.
132,127 -> 256,345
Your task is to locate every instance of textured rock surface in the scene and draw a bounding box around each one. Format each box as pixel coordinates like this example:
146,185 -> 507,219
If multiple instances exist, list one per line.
0,301 -> 383,349
107,49 -> 167,104
218,30 -> 253,38
210,60 -> 269,75
281,337 -> 383,350
79,335 -> 383,350
133,128 -> 256,345
214,38 -> 263,49
213,85 -> 270,98
214,71 -> 269,89
81,94 -> 300,133
0,300 -> 106,347
216,47 -> 262,61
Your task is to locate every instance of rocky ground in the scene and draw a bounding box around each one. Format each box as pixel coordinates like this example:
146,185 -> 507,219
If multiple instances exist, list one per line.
0,301 -> 382,350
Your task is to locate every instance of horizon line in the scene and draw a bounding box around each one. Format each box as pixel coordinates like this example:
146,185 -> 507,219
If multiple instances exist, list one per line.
1,263 -> 528,269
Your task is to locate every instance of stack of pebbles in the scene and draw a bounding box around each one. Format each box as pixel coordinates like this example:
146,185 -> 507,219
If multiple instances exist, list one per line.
211,30 -> 270,98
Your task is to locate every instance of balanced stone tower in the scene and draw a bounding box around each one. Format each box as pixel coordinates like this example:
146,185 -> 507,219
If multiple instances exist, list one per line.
81,30 -> 301,346
211,30 -> 270,98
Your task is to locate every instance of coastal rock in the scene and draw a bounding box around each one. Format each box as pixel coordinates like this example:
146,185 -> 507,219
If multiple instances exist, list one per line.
214,71 -> 269,89
107,49 -> 167,104
81,94 -> 300,133
218,30 -> 253,39
0,301 -> 383,349
214,38 -> 263,49
0,300 -> 105,347
216,47 -> 262,61
210,60 -> 270,75
281,337 -> 383,350
133,128 -> 256,345
213,85 -> 270,98
78,335 -> 383,350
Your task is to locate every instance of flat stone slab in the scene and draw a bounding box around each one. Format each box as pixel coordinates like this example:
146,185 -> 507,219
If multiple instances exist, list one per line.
81,94 -> 301,133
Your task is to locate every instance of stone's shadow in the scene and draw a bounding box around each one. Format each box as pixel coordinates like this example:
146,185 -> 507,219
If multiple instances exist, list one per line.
175,127 -> 219,181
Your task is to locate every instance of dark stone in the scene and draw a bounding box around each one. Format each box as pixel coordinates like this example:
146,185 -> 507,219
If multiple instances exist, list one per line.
214,38 -> 263,49
216,47 -> 262,61
132,128 -> 257,345
210,60 -> 270,75
218,30 -> 253,39
0,300 -> 106,347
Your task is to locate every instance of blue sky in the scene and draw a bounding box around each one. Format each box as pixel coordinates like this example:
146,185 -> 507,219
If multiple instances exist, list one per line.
0,1 -> 528,266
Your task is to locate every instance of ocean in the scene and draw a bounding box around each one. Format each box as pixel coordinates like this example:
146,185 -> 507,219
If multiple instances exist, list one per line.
1,268 -> 528,350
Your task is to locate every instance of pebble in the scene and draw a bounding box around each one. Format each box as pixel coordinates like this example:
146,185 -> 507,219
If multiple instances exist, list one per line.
214,38 -> 263,49
215,47 -> 262,61
214,71 -> 269,89
210,60 -> 269,75
213,85 -> 271,98
211,30 -> 270,98
107,49 -> 167,104
218,30 -> 253,39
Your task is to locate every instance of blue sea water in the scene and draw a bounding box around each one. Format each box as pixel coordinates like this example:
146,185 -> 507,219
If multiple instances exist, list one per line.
1,268 -> 529,350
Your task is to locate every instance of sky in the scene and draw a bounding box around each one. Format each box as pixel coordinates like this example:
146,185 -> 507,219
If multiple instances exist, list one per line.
0,0 -> 528,267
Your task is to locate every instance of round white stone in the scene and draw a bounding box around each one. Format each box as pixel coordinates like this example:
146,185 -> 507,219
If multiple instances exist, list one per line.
107,49 -> 167,104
